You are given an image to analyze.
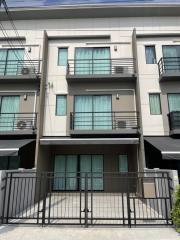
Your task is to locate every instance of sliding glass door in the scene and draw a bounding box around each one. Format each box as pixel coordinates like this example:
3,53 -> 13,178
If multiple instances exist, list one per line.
80,155 -> 103,191
75,47 -> 110,75
53,155 -> 78,191
0,49 -> 24,76
74,95 -> 112,130
163,46 -> 180,72
168,94 -> 180,112
0,96 -> 20,131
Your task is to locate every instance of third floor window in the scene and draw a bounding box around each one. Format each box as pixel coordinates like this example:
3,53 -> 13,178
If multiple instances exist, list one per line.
58,48 -> 68,66
0,49 -> 24,76
75,47 -> 110,75
145,46 -> 156,64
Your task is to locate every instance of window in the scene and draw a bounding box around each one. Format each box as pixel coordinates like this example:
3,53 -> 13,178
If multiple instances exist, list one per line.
58,48 -> 68,66
145,46 -> 156,64
56,95 -> 67,116
0,49 -> 24,75
75,47 -> 110,74
163,46 -> 180,72
149,94 -> 161,115
0,156 -> 20,170
168,93 -> 180,112
119,155 -> 128,173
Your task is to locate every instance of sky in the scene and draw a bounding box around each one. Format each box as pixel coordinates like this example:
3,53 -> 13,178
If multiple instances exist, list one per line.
5,0 -> 180,8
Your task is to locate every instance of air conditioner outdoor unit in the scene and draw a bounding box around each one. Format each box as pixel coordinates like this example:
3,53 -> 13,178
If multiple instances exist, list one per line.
116,120 -> 126,129
16,120 -> 33,130
21,67 -> 36,75
114,66 -> 128,74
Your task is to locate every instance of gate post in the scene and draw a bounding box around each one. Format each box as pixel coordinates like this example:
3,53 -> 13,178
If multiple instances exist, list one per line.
42,173 -> 47,226
84,173 -> 88,228
6,172 -> 13,224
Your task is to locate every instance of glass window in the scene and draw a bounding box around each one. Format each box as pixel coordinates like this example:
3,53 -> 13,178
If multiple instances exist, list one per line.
58,48 -> 68,66
149,94 -> 161,115
145,46 -> 156,64
119,155 -> 128,173
168,93 -> 180,112
56,95 -> 67,116
0,156 -> 20,170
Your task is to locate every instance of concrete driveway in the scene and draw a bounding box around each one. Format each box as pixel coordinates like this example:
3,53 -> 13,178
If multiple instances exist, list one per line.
0,225 -> 179,240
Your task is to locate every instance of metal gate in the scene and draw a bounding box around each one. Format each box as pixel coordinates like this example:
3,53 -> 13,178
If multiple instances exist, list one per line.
1,171 -> 173,226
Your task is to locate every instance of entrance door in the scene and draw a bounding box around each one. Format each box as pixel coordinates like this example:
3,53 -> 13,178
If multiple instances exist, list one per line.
80,155 -> 103,190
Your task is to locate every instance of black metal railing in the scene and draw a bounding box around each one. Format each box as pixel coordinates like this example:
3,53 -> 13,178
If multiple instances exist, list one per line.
1,171 -> 173,226
158,57 -> 180,76
70,111 -> 138,130
67,58 -> 136,76
168,111 -> 180,130
0,60 -> 41,77
0,112 -> 37,132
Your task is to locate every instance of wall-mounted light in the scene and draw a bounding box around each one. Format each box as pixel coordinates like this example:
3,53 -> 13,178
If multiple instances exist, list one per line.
116,93 -> 120,100
28,47 -> 31,53
24,94 -> 27,101
114,45 -> 117,51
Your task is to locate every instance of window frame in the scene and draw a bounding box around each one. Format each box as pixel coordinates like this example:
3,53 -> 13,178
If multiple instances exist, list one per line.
57,47 -> 68,66
145,45 -> 157,64
149,93 -> 162,115
56,95 -> 67,116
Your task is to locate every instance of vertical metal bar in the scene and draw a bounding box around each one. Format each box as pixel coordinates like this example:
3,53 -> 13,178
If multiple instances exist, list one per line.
91,172 -> 93,225
37,174 -> 42,224
1,172 -> 8,224
85,173 -> 88,227
42,173 -> 47,226
48,174 -> 52,224
126,176 -> 131,228
6,172 -> 13,224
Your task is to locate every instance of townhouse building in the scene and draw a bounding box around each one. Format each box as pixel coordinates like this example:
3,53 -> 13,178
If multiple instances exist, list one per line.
0,3 -> 180,192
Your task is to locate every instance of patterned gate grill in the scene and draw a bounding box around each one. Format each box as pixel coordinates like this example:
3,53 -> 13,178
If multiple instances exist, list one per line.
1,172 -> 173,226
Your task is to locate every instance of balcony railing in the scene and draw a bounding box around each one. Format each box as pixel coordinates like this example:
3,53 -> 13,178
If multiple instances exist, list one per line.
67,58 -> 136,77
0,113 -> 37,133
70,111 -> 138,131
168,111 -> 180,131
0,60 -> 41,77
158,57 -> 180,77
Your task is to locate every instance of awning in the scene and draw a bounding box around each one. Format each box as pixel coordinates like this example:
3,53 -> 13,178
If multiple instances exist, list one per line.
145,137 -> 180,160
0,139 -> 35,157
40,137 -> 139,145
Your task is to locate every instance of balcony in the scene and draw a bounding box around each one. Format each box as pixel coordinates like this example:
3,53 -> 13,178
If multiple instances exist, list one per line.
168,111 -> 180,136
70,111 -> 139,136
158,57 -> 180,81
0,113 -> 37,135
66,58 -> 136,83
0,60 -> 41,83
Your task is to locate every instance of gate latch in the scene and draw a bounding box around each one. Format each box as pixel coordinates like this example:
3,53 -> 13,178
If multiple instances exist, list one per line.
81,208 -> 90,213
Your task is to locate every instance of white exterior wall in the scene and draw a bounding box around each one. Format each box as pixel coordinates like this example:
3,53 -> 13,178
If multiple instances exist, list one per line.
1,17 -> 180,136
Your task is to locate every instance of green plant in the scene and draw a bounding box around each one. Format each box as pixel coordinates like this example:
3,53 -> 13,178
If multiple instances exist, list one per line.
171,185 -> 180,233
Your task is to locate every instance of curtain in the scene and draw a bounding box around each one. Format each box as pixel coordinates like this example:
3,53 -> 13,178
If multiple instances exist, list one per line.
80,155 -> 91,190
92,155 -> 103,190
56,95 -> 67,116
74,96 -> 93,130
163,46 -> 180,72
93,48 -> 110,74
0,96 -> 20,131
0,50 -> 7,75
93,95 -> 112,130
119,155 -> 128,173
53,155 -> 66,190
75,48 -> 92,75
66,155 -> 78,190
58,48 -> 68,66
168,94 -> 180,112
145,46 -> 156,64
149,94 -> 161,115
6,49 -> 24,76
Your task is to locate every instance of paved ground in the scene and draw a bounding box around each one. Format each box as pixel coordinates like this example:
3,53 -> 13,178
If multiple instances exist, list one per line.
0,225 -> 179,240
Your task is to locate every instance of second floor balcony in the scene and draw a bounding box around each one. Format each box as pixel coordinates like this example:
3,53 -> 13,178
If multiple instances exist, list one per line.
0,113 -> 37,135
70,111 -> 139,136
0,60 -> 41,83
158,57 -> 180,81
66,58 -> 136,83
168,111 -> 180,136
